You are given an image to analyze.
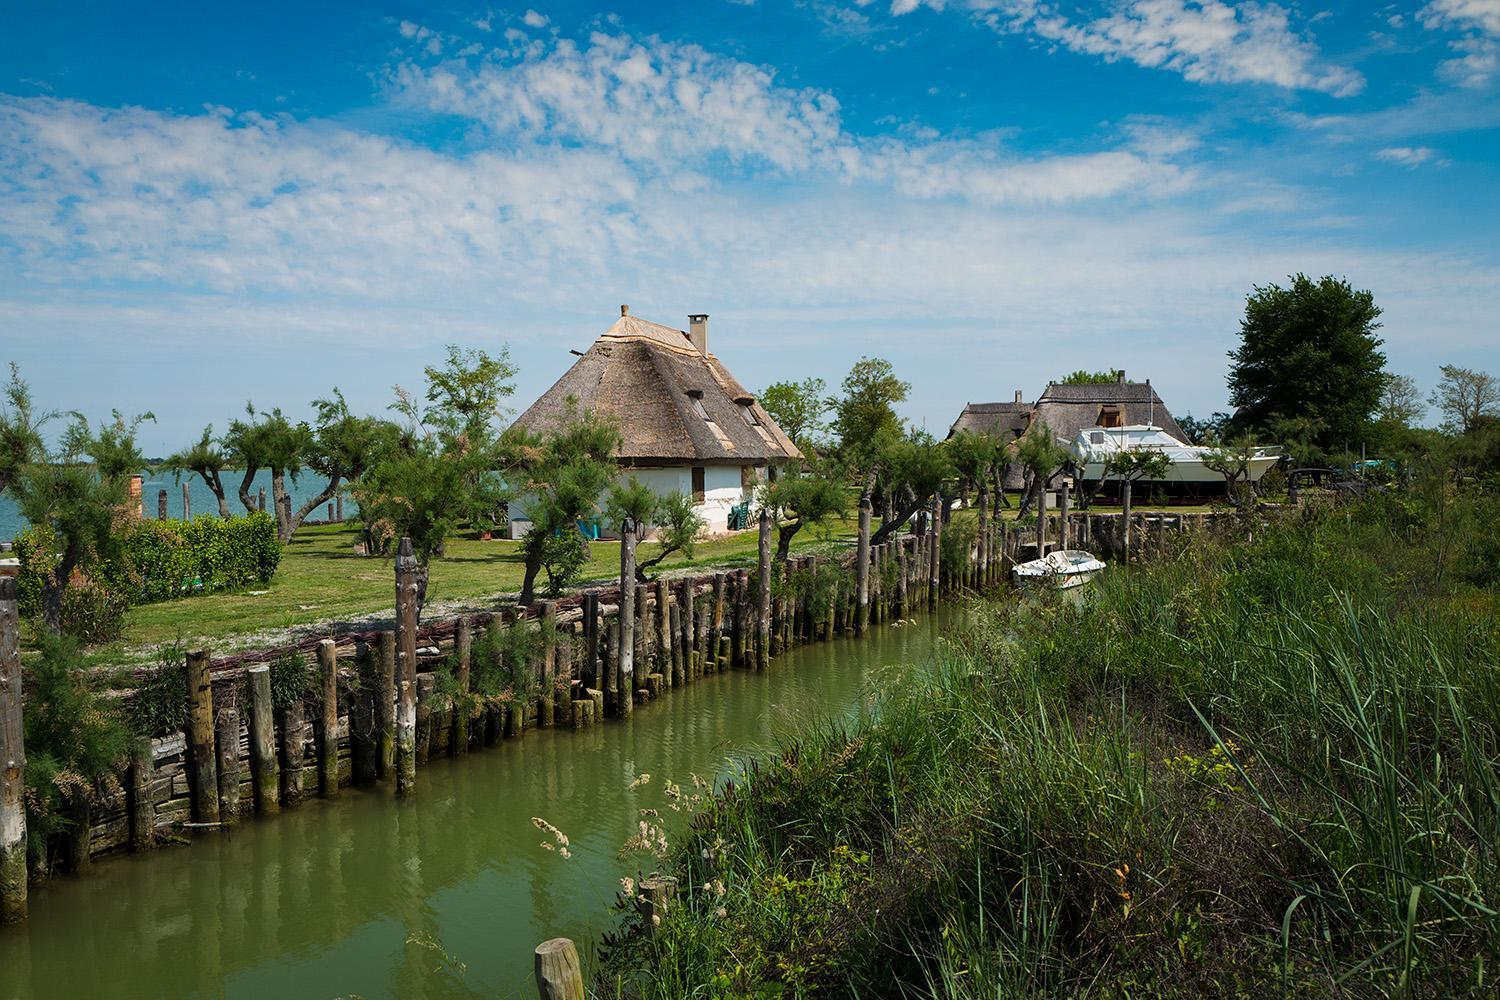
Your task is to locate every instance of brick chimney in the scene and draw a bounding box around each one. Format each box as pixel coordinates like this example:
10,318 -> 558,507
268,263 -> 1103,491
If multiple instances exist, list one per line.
1116,370 -> 1127,383
1014,389 -> 1023,403
688,314 -> 709,355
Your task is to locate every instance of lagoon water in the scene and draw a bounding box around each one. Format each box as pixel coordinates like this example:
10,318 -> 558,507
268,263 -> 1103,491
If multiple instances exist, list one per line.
0,608 -> 955,999
0,469 -> 360,541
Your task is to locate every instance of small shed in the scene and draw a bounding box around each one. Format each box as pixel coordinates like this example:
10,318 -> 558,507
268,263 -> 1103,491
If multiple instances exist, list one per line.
509,307 -> 802,536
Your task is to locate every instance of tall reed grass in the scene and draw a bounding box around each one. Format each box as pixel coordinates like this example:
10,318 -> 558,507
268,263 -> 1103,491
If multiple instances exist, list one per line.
601,491 -> 1500,997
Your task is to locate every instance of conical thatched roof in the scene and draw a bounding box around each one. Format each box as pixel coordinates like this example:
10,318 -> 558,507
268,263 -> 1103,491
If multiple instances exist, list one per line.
512,311 -> 803,464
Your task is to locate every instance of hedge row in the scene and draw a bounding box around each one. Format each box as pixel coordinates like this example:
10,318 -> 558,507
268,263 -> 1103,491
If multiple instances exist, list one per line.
15,511 -> 281,616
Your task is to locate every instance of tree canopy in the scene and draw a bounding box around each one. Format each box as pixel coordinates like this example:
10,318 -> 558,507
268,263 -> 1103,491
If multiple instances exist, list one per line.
1057,369 -> 1123,385
831,357 -> 909,490
1431,365 -> 1498,435
760,377 -> 829,449
1227,274 -> 1386,458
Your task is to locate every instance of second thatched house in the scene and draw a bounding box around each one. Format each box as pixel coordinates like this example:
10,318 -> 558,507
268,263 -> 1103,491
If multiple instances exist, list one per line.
1030,374 -> 1186,447
508,307 -> 802,536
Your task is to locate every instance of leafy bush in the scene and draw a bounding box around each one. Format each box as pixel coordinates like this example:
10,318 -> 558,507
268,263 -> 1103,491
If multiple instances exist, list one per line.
57,577 -> 132,645
22,634 -> 130,865
14,511 -> 280,616
121,642 -> 188,738
269,650 -> 316,709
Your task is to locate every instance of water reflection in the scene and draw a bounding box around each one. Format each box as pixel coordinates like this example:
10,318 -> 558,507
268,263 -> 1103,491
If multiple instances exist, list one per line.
0,609 -> 955,999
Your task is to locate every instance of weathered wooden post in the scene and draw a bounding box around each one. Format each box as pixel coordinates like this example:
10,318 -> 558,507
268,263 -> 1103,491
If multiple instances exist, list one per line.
247,664 -> 280,815
1121,479 -> 1133,564
618,519 -> 636,717
534,937 -> 585,1000
395,538 -> 419,795
453,618 -> 472,753
182,482 -> 191,521
977,482 -> 990,590
129,733 -> 158,848
415,674 -> 436,761
257,486 -> 267,512
1059,477 -> 1071,550
679,579 -> 695,680
929,495 -> 942,607
582,591 -> 600,694
335,493 -> 344,521
317,639 -> 340,796
710,573 -> 727,670
157,488 -> 168,520
213,695 -> 241,824
376,630 -> 396,779
635,582 -> 650,696
757,507 -> 772,668
277,689 -> 307,808
1,577 -> 27,924
185,648 -> 220,826
638,875 -> 678,937
668,599 -> 683,686
855,495 -> 872,635
538,602 -> 558,727
1035,484 -> 1048,559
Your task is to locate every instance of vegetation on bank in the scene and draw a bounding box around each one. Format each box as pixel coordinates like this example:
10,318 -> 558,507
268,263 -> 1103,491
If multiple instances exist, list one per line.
600,488 -> 1500,996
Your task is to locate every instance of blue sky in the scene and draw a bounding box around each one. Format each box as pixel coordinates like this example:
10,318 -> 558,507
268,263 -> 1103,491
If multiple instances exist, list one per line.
3,0 -> 1498,452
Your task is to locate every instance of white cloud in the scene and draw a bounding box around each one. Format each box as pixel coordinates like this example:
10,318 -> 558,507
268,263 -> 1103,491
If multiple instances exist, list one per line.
1421,0 -> 1500,86
1375,145 -> 1448,167
882,0 -> 1363,96
522,9 -> 550,29
0,23 -> 1494,431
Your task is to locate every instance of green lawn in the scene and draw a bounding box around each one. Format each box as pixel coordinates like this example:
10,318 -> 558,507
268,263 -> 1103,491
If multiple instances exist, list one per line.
102,516 -> 860,655
87,493 -> 1228,659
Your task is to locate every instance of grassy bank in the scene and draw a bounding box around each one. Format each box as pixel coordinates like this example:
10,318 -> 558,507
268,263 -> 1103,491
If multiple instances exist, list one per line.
99,515 -> 863,653
600,488 -> 1500,996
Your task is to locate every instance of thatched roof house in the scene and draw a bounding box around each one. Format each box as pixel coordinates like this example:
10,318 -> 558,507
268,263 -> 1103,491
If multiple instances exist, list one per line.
946,375 -> 1187,492
947,392 -> 1032,489
1031,374 -> 1186,446
509,307 -> 802,534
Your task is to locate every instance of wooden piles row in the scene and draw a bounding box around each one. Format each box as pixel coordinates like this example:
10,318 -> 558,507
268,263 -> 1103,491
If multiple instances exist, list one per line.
1,509 -> 1033,923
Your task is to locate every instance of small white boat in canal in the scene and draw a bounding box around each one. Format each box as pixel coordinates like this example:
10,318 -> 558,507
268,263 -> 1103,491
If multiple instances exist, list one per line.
1012,549 -> 1107,590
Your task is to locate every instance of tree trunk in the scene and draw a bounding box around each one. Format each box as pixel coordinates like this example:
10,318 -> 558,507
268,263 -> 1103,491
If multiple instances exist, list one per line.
775,522 -> 800,563
286,472 -> 342,542
237,466 -> 259,514
519,546 -> 543,607
196,468 -> 231,518
271,469 -> 292,543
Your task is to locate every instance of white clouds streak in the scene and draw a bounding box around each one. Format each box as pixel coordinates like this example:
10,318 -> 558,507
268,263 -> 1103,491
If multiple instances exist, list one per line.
1421,0 -> 1500,86
878,0 -> 1363,96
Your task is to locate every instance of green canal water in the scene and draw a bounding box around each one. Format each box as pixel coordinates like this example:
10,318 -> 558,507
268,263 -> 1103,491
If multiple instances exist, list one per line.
0,608 -> 959,999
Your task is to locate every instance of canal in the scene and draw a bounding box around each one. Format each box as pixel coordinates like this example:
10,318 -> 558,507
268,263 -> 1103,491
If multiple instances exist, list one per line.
0,608 -> 957,999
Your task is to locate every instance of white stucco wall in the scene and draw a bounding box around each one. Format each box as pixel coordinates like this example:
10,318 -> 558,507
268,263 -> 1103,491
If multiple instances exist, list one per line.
506,463 -> 759,539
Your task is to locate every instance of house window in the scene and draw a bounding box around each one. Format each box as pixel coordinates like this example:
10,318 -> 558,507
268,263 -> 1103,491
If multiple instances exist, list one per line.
1099,405 -> 1124,428
692,466 -> 706,502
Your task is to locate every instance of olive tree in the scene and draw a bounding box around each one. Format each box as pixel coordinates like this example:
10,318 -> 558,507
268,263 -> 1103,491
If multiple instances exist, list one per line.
758,457 -> 848,562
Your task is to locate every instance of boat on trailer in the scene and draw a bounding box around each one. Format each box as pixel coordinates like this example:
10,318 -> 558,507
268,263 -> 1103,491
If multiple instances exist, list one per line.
1012,549 -> 1107,590
1071,425 -> 1282,485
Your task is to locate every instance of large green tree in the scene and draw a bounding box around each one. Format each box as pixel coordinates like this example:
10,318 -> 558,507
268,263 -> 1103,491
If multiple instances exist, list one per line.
759,377 -> 829,450
831,357 -> 909,494
1227,274 -> 1386,456
1430,364 -> 1498,435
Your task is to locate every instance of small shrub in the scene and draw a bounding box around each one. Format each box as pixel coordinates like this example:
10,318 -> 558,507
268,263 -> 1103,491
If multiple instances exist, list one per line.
122,642 -> 189,738
269,650 -> 315,709
57,577 -> 132,645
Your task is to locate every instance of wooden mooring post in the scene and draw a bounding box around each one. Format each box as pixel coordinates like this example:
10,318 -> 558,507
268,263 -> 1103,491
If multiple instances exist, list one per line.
534,937 -> 585,1000
376,630 -> 396,779
130,734 -> 158,847
855,495 -> 872,635
1,577 -> 27,924
1058,477 -> 1071,550
317,638 -> 340,796
929,495 -> 942,608
214,694 -> 241,824
1121,479 -> 1134,563
182,481 -> 191,520
157,488 -> 169,521
185,648 -> 220,826
247,664 -> 280,815
757,507 -> 771,668
395,538 -> 419,795
453,618 -> 472,753
618,519 -> 636,716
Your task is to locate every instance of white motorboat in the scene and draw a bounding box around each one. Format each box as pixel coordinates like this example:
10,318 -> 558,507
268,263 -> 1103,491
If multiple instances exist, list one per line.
1071,425 -> 1282,484
1012,549 -> 1107,590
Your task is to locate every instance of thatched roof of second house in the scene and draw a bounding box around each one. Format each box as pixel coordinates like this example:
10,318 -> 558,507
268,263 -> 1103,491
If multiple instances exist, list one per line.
511,309 -> 803,466
1031,377 -> 1186,446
